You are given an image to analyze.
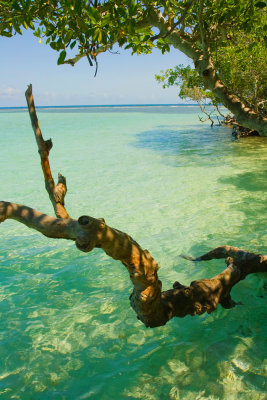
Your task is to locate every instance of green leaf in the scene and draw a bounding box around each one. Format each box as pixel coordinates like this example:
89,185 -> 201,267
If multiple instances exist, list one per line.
57,38 -> 65,50
70,40 -> 77,49
33,27 -> 41,37
57,50 -> 67,65
50,41 -> 58,50
65,30 -> 73,43
74,0 -> 81,11
248,42 -> 256,51
142,34 -> 151,42
13,21 -> 22,35
1,31 -> 13,37
101,14 -> 110,26
86,7 -> 101,23
255,1 -> 266,8
12,1 -> 21,11
124,43 -> 132,50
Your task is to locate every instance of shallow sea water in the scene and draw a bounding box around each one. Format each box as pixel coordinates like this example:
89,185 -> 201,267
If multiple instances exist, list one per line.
0,106 -> 266,399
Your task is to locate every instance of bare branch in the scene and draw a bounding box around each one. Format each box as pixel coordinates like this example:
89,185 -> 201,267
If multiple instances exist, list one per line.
62,52 -> 86,66
181,245 -> 267,278
1,200 -> 266,328
0,202 -> 76,239
2,86 -> 265,328
25,84 -> 69,219
215,104 -> 231,119
198,101 -> 215,126
63,44 -> 112,67
183,245 -> 267,264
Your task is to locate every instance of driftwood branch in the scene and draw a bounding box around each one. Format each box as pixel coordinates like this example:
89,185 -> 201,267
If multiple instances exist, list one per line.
25,84 -> 69,219
0,85 -> 266,328
0,202 -> 266,327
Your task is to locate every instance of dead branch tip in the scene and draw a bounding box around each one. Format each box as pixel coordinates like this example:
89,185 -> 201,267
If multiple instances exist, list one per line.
180,254 -> 202,262
25,84 -> 32,97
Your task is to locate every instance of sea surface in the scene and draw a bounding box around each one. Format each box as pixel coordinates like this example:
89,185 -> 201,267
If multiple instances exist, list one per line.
0,105 -> 266,399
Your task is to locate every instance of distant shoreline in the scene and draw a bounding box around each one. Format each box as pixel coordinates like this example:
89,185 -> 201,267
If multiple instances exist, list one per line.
0,103 -> 200,110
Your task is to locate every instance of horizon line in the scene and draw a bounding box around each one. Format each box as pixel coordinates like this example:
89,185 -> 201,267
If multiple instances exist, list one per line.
0,103 -> 200,110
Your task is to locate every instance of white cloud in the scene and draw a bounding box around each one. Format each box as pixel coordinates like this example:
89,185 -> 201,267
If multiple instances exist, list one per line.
42,91 -> 58,99
0,86 -> 22,98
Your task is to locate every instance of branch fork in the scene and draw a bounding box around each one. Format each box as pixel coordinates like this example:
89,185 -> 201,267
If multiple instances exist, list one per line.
0,86 -> 266,328
25,84 -> 69,219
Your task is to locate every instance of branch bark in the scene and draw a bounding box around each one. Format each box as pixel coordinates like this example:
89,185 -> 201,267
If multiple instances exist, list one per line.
146,7 -> 267,136
1,86 -> 266,329
193,55 -> 267,136
25,84 -> 70,218
1,201 -> 266,327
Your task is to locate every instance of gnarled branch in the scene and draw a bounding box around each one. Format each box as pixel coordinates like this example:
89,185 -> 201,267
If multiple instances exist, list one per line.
0,201 -> 266,327
0,86 -> 266,329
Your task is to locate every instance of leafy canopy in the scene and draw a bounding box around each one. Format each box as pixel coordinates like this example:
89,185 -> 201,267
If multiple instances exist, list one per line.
156,26 -> 267,114
0,0 -> 266,66
1,0 -> 266,121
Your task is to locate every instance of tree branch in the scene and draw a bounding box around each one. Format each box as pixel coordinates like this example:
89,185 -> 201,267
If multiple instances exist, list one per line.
1,86 -> 266,328
63,43 -> 113,67
197,100 -> 215,126
25,84 -> 69,218
145,5 -> 267,135
63,52 -> 86,66
1,201 -> 266,327
181,246 -> 267,276
146,7 -> 199,60
197,0 -> 209,55
0,201 -> 76,239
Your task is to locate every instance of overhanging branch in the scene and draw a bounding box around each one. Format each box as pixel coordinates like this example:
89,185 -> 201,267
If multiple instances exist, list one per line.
1,200 -> 266,328
1,86 -> 266,329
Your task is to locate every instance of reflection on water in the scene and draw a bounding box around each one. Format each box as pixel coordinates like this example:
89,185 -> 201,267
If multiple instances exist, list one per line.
0,107 -> 266,399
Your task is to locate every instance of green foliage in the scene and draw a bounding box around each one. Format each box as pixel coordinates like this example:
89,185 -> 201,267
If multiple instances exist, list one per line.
0,0 -> 266,116
214,32 -> 267,113
157,39 -> 266,115
155,65 -> 220,106
1,1 -> 265,61
155,0 -> 266,114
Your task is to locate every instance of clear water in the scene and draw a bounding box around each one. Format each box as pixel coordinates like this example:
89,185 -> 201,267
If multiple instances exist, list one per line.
0,106 -> 266,400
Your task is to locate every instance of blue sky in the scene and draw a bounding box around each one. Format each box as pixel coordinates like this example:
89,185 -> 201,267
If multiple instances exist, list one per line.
1,29 -> 192,106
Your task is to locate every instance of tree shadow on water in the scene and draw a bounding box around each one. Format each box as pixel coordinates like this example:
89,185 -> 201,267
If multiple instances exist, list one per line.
133,125 -> 232,166
218,169 -> 267,250
162,239 -> 267,399
219,170 -> 267,192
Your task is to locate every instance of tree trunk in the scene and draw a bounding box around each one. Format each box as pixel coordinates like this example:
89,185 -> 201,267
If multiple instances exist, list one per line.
148,8 -> 267,136
193,55 -> 267,136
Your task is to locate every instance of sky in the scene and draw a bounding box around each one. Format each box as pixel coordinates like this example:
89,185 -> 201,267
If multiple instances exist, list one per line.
0,29 -> 192,107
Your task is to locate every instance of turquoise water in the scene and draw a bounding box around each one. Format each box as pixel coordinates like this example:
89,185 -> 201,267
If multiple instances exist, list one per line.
0,106 -> 266,399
